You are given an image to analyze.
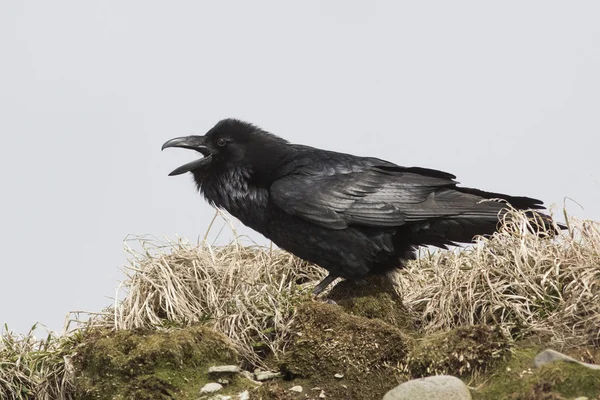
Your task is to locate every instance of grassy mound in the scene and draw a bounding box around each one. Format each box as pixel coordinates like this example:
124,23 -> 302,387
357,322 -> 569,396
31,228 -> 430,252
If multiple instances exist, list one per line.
1,209 -> 599,399
110,234 -> 325,369
72,326 -> 239,400
406,325 -> 509,378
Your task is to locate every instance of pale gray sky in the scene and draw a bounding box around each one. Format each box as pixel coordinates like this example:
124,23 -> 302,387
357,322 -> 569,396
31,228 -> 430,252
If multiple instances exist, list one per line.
1,1 -> 599,334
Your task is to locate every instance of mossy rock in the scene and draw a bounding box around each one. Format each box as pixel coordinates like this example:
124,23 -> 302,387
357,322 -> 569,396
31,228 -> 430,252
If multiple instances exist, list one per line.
473,347 -> 600,400
280,301 -> 411,399
72,326 -> 240,400
407,324 -> 510,378
327,275 -> 414,331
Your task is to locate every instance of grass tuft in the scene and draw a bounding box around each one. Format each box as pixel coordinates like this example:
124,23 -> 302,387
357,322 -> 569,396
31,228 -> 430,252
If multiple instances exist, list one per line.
0,323 -> 81,400
399,209 -> 600,345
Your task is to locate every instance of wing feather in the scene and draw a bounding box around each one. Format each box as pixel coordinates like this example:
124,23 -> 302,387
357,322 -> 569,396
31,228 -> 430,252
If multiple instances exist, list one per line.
270,154 -> 501,230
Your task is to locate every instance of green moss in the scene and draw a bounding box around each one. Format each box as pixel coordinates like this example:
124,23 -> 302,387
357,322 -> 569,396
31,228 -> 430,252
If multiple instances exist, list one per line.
473,347 -> 600,400
407,325 -> 510,377
327,275 -> 414,331
280,301 -> 411,400
72,326 -> 240,400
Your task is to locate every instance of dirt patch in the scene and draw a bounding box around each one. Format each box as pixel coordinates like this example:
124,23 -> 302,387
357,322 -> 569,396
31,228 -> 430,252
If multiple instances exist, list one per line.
280,301 -> 411,399
327,275 -> 415,331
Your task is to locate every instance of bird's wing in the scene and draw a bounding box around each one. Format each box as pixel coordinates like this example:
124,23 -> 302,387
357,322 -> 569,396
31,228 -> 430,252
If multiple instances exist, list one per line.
270,154 -> 502,230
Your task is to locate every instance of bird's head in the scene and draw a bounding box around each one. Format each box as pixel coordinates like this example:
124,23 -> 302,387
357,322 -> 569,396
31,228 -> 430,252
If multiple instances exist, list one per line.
162,118 -> 289,182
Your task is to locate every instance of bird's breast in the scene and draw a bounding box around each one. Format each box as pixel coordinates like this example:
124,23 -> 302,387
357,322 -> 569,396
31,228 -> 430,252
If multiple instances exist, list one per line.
201,169 -> 270,229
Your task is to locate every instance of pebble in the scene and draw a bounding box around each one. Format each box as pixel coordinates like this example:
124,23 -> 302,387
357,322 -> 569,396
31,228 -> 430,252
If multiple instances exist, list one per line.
289,385 -> 303,393
238,391 -> 250,400
240,370 -> 255,381
534,349 -> 600,370
217,378 -> 229,385
334,373 -> 344,379
319,390 -> 326,398
254,370 -> 282,381
200,382 -> 223,394
209,365 -> 241,374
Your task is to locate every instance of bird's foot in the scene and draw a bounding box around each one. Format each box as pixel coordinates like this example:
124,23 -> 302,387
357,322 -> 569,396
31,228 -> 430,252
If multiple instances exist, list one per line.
312,273 -> 338,296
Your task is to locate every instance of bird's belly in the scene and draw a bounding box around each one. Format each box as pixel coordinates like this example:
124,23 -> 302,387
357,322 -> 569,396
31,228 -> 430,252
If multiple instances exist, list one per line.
262,209 -> 399,280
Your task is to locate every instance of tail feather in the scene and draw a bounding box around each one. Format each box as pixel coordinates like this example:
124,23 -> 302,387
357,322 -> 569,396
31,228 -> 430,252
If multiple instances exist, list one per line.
405,210 -> 564,247
456,187 -> 545,210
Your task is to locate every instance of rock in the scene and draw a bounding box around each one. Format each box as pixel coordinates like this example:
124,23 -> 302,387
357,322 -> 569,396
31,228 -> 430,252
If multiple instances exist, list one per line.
200,382 -> 223,394
240,370 -> 255,381
209,365 -> 241,374
217,378 -> 229,385
319,390 -> 326,398
254,370 -> 282,381
334,373 -> 344,379
382,375 -> 471,400
573,397 -> 589,400
239,370 -> 262,387
207,396 -> 231,400
534,349 -> 600,370
238,391 -> 250,400
289,385 -> 303,393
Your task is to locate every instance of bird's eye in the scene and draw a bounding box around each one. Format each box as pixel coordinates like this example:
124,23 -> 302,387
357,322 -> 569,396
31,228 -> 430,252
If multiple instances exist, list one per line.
216,138 -> 228,147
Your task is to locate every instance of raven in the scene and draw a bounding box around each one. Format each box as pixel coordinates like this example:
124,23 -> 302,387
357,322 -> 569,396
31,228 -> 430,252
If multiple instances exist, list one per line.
163,119 -> 557,294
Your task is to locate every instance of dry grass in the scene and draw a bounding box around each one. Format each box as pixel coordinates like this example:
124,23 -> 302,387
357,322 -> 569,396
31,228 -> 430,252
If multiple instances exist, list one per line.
0,324 -> 79,400
399,209 -> 600,346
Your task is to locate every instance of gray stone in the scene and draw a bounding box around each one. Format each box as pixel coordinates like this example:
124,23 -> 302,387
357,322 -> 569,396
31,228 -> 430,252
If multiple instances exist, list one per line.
254,370 -> 282,381
238,391 -> 250,400
207,396 -> 231,400
239,370 -> 262,387
240,370 -> 255,380
289,385 -> 303,393
534,349 -> 600,370
382,375 -> 471,400
200,382 -> 223,394
209,365 -> 241,374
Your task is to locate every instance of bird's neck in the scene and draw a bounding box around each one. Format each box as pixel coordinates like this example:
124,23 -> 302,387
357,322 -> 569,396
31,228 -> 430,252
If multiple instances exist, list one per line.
198,165 -> 270,228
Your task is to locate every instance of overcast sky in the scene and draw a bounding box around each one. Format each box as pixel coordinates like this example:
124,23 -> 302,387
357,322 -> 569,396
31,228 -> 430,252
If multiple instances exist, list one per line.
1,1 -> 599,334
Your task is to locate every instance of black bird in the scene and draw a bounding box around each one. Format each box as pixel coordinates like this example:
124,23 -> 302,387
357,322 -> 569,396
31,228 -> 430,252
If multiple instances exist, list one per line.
162,119 -> 557,294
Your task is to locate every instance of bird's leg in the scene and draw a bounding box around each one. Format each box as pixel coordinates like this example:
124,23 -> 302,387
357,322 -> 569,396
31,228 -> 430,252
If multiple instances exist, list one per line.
312,273 -> 338,296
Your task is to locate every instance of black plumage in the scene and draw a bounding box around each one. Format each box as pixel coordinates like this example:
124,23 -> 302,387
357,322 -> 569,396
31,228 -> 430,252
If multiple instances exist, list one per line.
162,119 -> 558,294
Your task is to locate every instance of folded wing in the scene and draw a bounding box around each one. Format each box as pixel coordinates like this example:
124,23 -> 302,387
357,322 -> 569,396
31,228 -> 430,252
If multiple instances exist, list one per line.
270,155 -> 541,231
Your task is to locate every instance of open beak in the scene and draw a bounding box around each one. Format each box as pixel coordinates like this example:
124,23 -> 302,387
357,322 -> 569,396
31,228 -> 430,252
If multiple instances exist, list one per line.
161,135 -> 212,176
